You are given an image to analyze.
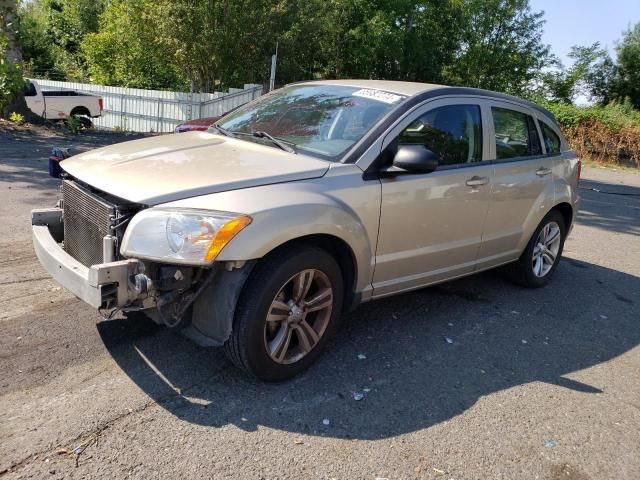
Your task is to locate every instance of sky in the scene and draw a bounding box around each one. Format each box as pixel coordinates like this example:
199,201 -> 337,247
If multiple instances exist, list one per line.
530,0 -> 640,67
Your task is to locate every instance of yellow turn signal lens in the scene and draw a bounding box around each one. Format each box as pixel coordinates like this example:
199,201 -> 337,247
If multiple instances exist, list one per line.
204,215 -> 252,262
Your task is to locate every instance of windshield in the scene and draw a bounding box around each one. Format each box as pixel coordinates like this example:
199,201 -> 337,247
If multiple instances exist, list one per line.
214,85 -> 406,160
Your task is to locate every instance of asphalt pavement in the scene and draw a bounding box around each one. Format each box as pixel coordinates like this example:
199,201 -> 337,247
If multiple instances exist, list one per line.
1,128 -> 639,479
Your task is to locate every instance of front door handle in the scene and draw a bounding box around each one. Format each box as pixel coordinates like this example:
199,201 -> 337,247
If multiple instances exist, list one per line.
466,176 -> 490,187
536,167 -> 552,177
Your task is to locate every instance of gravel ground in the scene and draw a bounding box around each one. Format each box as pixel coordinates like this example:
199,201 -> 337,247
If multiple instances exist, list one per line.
0,128 -> 639,480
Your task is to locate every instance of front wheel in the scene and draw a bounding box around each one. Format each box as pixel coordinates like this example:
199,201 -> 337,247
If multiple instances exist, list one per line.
224,245 -> 344,381
505,210 -> 566,288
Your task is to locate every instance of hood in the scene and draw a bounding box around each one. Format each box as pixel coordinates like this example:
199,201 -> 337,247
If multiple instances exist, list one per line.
60,132 -> 330,204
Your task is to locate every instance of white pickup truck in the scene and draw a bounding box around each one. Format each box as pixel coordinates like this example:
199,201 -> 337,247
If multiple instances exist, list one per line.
24,80 -> 103,127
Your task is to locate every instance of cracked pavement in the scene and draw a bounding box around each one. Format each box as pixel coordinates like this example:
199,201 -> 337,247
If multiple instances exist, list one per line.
1,128 -> 639,479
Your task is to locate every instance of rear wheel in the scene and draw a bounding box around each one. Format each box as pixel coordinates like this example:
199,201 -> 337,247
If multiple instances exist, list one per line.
68,108 -> 94,131
224,245 -> 343,381
77,116 -> 94,129
505,210 -> 566,288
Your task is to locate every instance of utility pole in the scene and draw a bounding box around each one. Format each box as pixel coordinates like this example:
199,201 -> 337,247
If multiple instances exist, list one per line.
269,42 -> 278,92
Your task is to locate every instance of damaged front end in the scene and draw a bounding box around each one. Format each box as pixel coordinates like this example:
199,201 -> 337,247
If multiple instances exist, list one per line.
32,178 -> 254,347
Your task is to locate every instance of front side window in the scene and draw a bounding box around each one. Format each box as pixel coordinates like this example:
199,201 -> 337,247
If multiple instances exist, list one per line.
216,85 -> 405,160
540,121 -> 562,155
398,104 -> 483,166
492,107 -> 542,159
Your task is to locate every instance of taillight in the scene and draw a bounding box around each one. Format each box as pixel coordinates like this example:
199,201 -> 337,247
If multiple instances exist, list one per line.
98,98 -> 104,111
577,159 -> 582,185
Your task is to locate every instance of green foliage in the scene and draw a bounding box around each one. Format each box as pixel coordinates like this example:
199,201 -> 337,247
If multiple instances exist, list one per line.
12,0 -> 640,126
20,0 -> 555,93
66,113 -> 81,133
614,23 -> 640,108
9,110 -> 24,124
539,43 -> 611,104
543,100 -> 640,168
543,100 -> 640,131
15,1 -> 58,78
537,22 -> 640,109
443,0 -> 551,95
0,32 -> 25,111
15,0 -> 106,81
82,0 -> 187,89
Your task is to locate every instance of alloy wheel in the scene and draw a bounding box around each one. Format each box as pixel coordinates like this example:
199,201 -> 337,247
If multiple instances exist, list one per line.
263,269 -> 333,364
532,221 -> 561,277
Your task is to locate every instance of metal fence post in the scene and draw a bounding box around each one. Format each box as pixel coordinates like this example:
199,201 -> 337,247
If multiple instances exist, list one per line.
120,94 -> 125,130
159,99 -> 164,132
156,98 -> 162,132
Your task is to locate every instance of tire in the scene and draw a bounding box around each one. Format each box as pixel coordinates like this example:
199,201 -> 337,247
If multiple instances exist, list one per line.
78,116 -> 94,130
505,210 -> 566,288
224,245 -> 344,381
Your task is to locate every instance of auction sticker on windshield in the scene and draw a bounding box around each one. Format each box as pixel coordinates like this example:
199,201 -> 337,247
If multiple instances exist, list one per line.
352,89 -> 405,104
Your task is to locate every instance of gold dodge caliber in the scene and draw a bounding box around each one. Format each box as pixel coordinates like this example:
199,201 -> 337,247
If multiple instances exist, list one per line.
32,80 -> 580,380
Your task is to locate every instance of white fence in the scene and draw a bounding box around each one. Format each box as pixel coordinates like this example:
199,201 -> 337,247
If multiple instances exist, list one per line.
31,79 -> 264,133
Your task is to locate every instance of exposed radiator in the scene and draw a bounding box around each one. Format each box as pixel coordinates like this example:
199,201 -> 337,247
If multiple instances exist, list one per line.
62,180 -> 116,267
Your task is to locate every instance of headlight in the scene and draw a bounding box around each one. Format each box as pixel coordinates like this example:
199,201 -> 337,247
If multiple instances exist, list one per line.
120,208 -> 252,265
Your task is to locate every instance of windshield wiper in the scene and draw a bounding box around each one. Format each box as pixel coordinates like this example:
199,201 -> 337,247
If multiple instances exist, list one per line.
253,131 -> 296,153
231,130 -> 296,154
212,124 -> 236,137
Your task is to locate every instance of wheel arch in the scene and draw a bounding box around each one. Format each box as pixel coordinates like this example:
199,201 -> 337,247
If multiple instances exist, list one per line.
551,202 -> 574,231
70,106 -> 91,117
256,233 -> 360,312
187,233 -> 361,350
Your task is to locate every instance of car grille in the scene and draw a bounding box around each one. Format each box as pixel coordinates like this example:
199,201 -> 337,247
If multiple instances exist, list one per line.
62,180 -> 116,267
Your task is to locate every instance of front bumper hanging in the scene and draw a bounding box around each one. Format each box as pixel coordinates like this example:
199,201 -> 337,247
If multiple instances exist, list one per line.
32,208 -> 144,309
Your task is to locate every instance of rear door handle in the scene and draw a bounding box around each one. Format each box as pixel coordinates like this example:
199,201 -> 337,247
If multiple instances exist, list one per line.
466,176 -> 490,187
536,167 -> 552,177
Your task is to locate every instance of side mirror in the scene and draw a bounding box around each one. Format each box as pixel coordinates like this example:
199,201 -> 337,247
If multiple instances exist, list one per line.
391,144 -> 439,174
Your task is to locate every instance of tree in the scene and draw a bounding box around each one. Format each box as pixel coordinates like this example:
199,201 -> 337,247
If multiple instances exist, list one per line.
0,0 -> 29,118
82,0 -> 187,89
583,52 -> 617,105
443,0 -> 552,95
155,0 -> 274,90
540,43 -> 610,103
16,1 -> 60,78
42,0 -> 107,80
13,0 -> 568,98
614,23 -> 640,108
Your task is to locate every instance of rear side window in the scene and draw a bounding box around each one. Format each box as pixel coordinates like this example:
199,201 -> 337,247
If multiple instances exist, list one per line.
540,121 -> 562,155
492,107 -> 542,159
23,82 -> 37,97
398,104 -> 482,166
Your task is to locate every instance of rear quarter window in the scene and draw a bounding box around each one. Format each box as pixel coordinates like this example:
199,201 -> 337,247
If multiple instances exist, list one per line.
23,82 -> 37,97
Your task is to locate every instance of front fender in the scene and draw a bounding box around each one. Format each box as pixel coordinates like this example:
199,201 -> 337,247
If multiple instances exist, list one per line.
162,166 -> 381,295
218,198 -> 376,295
